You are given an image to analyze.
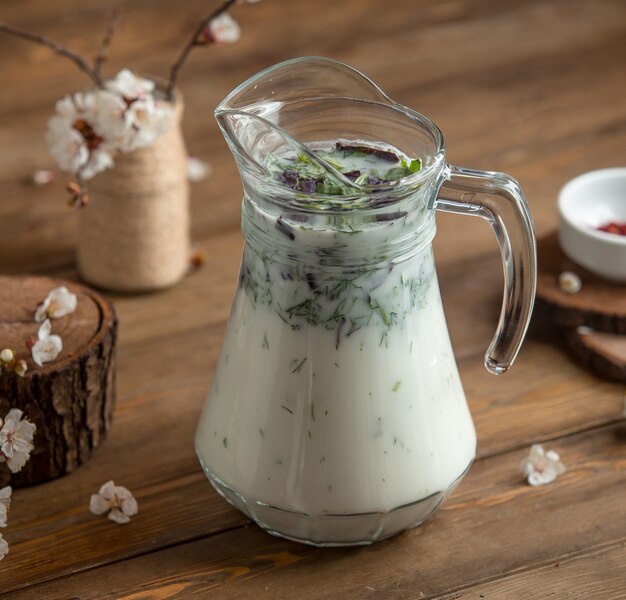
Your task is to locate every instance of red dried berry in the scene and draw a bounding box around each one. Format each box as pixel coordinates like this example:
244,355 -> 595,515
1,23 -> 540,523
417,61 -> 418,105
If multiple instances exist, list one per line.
596,221 -> 626,236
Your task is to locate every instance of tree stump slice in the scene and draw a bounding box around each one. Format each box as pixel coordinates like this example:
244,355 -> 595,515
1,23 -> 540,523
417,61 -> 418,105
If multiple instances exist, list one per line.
0,275 -> 117,487
563,328 -> 626,383
533,232 -> 626,381
535,232 -> 626,334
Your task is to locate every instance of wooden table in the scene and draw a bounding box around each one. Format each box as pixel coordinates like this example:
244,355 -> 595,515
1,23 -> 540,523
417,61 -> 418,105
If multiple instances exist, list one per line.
1,0 -> 625,597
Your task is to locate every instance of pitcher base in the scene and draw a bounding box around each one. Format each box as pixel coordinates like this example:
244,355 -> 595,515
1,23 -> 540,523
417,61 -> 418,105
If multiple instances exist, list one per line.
199,458 -> 472,547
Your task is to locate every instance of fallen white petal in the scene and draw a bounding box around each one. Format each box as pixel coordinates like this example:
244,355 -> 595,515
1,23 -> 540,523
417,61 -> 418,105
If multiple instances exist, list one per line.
35,287 -> 77,322
32,169 -> 56,186
0,408 -> 35,473
121,495 -> 138,518
521,444 -> 565,487
33,301 -> 49,324
37,319 -> 52,341
187,157 -> 212,182
98,480 -> 117,501
0,486 -> 12,509
558,271 -> 582,294
0,534 -> 8,561
32,334 -> 62,366
114,485 -> 134,502
108,509 -> 131,525
89,493 -> 111,515
0,487 -> 11,528
90,480 -> 138,525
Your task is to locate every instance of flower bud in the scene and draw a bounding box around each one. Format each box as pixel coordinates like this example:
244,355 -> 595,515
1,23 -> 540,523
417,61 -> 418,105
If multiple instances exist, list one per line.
14,360 -> 28,378
0,349 -> 14,364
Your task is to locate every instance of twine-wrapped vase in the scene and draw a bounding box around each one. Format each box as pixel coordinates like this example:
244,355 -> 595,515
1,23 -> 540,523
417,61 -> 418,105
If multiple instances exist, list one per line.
78,98 -> 189,293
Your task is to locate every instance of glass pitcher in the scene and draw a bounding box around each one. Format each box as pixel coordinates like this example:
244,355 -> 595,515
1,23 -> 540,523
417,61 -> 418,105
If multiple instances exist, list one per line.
195,57 -> 536,547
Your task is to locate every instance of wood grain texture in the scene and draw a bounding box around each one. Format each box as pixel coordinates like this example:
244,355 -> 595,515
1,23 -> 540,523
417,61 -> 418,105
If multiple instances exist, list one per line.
431,543 -> 626,600
563,328 -> 626,383
0,0 -> 625,596
6,423 -> 626,599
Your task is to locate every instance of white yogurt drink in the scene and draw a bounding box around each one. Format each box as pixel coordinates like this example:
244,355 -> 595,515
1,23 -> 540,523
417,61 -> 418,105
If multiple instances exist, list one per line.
195,142 -> 477,545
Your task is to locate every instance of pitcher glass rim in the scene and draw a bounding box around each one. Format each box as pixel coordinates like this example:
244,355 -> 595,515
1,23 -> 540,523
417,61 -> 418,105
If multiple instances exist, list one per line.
215,57 -> 447,213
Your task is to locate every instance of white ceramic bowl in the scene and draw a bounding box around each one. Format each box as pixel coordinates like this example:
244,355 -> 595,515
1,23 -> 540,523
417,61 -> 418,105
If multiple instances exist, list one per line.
558,168 -> 626,283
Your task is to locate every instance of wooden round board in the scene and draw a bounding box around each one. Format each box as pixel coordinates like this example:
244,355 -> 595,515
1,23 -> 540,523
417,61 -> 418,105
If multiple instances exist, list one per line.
564,328 -> 626,383
0,275 -> 117,486
534,232 -> 626,382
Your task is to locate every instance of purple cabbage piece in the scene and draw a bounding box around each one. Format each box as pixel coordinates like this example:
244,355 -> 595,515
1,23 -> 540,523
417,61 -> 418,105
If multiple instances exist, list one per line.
278,170 -> 320,193
279,170 -> 300,190
305,272 -> 319,292
343,171 -> 389,187
370,195 -> 397,209
343,170 -> 361,181
336,142 -> 399,163
374,211 -> 408,222
300,178 -> 319,194
367,175 -> 387,186
275,216 -> 295,240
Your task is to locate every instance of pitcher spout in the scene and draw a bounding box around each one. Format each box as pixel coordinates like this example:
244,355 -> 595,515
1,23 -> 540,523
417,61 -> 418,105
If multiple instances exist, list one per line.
214,57 -> 444,197
215,56 -> 392,114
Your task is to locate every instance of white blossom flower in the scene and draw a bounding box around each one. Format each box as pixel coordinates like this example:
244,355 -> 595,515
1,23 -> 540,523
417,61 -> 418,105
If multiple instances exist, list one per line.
0,349 -> 14,365
122,97 -> 172,152
31,319 -> 63,367
0,534 -> 7,562
47,69 -> 174,179
46,92 -> 114,180
105,69 -> 155,100
0,487 -> 11,528
90,480 -> 138,524
206,13 -> 241,44
31,169 -> 56,186
558,271 -> 582,294
186,157 -> 212,182
34,286 -> 78,322
0,409 -> 36,474
521,444 -> 566,486
95,88 -> 172,154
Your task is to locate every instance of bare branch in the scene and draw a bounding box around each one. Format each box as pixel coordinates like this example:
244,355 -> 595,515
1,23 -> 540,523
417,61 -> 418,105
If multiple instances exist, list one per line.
94,7 -> 121,78
165,0 -> 238,99
0,22 -> 104,88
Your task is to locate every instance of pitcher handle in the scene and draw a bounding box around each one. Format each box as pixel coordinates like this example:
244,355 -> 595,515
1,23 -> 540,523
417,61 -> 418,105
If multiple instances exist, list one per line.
435,164 -> 537,375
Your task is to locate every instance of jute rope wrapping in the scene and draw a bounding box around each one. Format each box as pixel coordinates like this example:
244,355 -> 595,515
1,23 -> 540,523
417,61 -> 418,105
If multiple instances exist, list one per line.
78,98 -> 189,292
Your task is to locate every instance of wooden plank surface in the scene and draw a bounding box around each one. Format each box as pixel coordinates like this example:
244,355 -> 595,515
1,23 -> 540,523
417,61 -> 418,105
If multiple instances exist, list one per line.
0,0 -> 625,597
6,423 -> 626,599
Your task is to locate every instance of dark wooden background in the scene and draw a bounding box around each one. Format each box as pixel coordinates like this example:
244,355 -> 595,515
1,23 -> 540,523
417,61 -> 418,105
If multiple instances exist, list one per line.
0,0 -> 625,597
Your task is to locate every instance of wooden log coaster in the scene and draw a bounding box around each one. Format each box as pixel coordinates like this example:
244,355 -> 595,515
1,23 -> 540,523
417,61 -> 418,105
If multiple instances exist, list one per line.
533,232 -> 626,382
535,232 -> 626,334
563,328 -> 626,383
0,275 -> 117,487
